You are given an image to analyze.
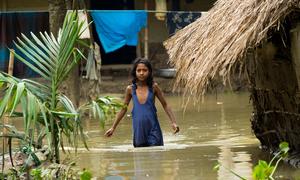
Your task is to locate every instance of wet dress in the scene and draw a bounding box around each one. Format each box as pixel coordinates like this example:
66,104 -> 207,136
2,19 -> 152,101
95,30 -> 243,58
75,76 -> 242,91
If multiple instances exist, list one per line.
131,84 -> 164,147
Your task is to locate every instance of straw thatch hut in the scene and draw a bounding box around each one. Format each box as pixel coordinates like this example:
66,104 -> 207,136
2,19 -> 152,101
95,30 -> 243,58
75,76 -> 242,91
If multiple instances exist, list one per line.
164,0 -> 300,154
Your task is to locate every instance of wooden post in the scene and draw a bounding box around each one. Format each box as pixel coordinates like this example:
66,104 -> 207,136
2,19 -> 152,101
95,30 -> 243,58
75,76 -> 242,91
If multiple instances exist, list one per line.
136,32 -> 142,58
291,24 -> 300,103
144,0 -> 149,59
8,49 -> 15,75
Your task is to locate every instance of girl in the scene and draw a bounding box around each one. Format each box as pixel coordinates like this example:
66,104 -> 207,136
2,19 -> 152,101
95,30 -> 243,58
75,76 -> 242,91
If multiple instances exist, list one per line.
105,58 -> 179,147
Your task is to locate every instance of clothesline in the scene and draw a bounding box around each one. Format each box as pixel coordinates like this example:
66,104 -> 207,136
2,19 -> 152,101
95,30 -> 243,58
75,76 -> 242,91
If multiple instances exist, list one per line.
0,10 -> 205,13
0,9 -> 204,72
88,10 -> 204,13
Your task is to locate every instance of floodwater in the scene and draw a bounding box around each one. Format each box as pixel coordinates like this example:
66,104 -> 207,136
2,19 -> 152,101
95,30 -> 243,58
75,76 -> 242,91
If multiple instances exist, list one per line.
51,93 -> 300,179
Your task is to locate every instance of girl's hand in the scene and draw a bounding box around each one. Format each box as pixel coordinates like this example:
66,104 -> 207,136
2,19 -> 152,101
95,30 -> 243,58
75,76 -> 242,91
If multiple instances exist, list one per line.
172,123 -> 180,134
105,128 -> 115,137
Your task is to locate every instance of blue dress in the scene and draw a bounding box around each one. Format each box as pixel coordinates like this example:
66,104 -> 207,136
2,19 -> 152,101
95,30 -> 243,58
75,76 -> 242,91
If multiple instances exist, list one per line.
131,84 -> 164,147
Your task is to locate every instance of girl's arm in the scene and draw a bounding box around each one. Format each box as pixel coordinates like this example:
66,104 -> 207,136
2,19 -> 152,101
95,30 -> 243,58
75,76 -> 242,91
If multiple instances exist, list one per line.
154,83 -> 180,134
105,85 -> 132,137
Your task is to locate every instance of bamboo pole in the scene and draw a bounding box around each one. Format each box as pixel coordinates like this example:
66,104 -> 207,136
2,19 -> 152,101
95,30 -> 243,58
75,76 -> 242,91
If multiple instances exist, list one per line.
144,0 -> 149,59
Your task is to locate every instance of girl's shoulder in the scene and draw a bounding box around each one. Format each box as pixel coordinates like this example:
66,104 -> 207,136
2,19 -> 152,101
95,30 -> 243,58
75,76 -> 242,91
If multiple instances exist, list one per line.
126,85 -> 133,94
127,84 -> 134,90
152,82 -> 160,94
152,82 -> 159,88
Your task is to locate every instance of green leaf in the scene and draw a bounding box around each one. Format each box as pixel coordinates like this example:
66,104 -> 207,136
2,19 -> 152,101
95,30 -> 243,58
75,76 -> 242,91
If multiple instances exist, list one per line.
44,32 -> 59,52
51,111 -> 77,117
213,163 -> 220,171
57,95 -> 77,115
39,32 -> 59,57
32,32 -> 57,63
258,160 -> 268,168
79,169 -> 92,180
279,142 -> 289,154
12,46 -> 51,80
93,101 -> 106,128
15,37 -> 52,76
265,166 -> 274,177
0,84 -> 15,118
38,101 -> 52,149
253,160 -> 272,180
20,34 -> 54,71
9,82 -> 25,116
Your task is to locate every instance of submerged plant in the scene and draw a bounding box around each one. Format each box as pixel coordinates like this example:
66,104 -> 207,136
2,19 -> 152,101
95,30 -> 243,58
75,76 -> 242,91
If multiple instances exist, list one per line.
214,142 -> 290,180
252,142 -> 289,180
0,11 -> 123,166
29,162 -> 93,179
79,168 -> 92,180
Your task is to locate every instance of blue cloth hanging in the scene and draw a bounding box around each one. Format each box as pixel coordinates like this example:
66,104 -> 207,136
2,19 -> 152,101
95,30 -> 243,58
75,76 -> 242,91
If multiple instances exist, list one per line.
0,46 -> 8,70
91,10 -> 147,53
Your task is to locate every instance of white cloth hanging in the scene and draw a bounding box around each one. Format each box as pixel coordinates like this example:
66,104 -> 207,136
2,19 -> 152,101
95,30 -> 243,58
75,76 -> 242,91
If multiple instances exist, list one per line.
66,10 -> 90,39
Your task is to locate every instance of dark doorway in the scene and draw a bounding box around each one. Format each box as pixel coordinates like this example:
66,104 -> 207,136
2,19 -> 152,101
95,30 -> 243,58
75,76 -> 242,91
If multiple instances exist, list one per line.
90,0 -> 135,10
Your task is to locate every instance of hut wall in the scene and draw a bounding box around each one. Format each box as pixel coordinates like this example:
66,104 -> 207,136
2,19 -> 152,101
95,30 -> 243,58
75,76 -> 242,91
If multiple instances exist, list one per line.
0,0 -> 48,11
248,37 -> 300,150
291,24 -> 300,102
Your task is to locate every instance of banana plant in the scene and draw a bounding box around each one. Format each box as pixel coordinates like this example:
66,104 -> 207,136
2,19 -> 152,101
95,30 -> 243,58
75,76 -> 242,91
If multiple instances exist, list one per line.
0,11 -> 123,163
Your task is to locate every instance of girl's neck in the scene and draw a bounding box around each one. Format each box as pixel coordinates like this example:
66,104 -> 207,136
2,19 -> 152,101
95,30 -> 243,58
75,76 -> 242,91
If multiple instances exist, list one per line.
136,81 -> 147,87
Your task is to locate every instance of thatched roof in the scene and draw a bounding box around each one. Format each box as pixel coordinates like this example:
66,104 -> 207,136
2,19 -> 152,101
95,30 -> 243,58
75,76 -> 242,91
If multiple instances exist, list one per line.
164,0 -> 300,99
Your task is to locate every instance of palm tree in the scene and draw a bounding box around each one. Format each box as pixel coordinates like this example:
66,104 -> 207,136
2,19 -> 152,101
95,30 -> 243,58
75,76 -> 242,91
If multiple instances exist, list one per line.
0,11 -> 123,163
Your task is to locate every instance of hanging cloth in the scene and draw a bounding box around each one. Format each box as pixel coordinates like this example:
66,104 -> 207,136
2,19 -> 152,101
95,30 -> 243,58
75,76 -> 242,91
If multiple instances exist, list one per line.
155,0 -> 167,21
166,11 -> 201,36
90,10 -> 147,53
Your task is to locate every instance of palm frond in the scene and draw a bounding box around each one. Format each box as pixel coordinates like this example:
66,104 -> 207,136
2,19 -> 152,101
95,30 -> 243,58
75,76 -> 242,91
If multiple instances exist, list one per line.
0,73 -> 51,147
0,73 -> 50,101
55,94 -> 86,150
79,96 -> 124,128
12,44 -> 51,80
13,11 -> 85,91
9,82 -> 25,116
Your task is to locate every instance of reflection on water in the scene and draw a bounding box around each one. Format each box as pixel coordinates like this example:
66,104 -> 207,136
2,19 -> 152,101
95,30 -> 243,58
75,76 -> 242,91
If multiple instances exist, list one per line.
43,93 -> 300,179
216,103 -> 253,180
217,140 -> 254,180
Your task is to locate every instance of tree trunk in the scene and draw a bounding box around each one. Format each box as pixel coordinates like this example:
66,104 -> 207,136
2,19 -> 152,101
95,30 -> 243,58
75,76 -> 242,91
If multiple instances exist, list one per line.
48,0 -> 80,107
48,0 -> 66,37
48,0 -> 81,163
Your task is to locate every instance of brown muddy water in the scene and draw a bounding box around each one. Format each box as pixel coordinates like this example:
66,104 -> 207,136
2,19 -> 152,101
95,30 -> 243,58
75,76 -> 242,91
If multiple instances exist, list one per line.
15,92 -> 300,179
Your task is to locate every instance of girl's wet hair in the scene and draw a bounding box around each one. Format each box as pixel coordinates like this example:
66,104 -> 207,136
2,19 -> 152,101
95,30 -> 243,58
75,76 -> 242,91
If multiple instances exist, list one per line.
131,58 -> 153,87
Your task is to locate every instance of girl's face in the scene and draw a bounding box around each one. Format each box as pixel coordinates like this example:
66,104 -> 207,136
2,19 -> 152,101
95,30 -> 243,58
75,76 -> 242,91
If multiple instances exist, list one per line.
136,63 -> 149,82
